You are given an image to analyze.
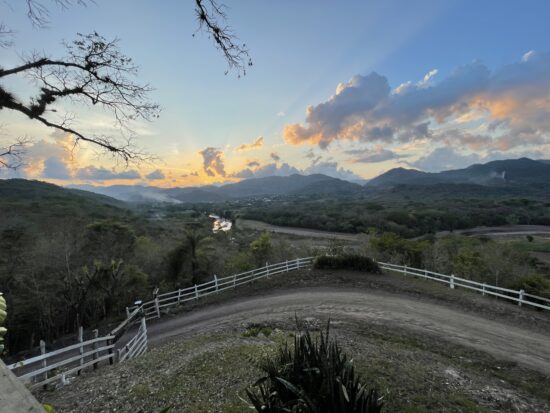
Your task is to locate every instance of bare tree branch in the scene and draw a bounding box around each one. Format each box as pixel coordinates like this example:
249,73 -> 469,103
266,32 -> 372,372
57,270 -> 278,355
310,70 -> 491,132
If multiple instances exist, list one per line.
194,0 -> 252,77
0,33 -> 160,164
25,0 -> 91,28
0,138 -> 31,169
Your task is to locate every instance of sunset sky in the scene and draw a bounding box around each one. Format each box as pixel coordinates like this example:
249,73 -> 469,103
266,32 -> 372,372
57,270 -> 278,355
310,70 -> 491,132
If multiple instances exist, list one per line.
2,0 -> 550,187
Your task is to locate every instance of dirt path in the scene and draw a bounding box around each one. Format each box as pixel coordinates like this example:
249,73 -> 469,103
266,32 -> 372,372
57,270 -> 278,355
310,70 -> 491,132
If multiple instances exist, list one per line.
144,287 -> 550,375
237,218 -> 362,241
437,224 -> 550,237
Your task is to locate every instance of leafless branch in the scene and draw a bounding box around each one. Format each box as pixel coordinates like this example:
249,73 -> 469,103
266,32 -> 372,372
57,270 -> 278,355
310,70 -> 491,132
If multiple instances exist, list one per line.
0,32 -> 160,164
25,0 -> 91,28
194,0 -> 252,77
0,138 -> 31,169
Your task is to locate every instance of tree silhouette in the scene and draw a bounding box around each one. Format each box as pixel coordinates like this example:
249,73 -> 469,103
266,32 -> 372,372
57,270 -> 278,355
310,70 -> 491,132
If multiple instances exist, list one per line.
0,0 -> 251,168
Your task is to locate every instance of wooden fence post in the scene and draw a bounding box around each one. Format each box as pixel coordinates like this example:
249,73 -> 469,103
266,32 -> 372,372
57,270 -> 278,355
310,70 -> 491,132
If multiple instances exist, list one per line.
125,307 -> 130,318
266,262 -> 270,278
233,274 -> 237,288
214,275 -> 219,293
404,265 -> 408,277
108,337 -> 114,365
450,274 -> 455,289
40,340 -> 47,384
152,287 -> 160,318
141,317 -> 148,352
91,329 -> 99,369
77,326 -> 84,375
154,297 -> 160,318
518,289 -> 524,306
482,283 -> 486,296
286,260 -> 289,272
194,284 -> 199,300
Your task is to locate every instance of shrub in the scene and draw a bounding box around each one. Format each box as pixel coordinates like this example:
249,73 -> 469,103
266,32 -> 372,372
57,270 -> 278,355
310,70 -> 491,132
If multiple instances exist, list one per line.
508,275 -> 550,299
314,254 -> 380,273
246,322 -> 383,412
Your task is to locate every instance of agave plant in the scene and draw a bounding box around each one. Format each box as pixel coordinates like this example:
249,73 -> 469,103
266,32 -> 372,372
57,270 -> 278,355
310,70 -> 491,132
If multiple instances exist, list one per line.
246,321 -> 383,413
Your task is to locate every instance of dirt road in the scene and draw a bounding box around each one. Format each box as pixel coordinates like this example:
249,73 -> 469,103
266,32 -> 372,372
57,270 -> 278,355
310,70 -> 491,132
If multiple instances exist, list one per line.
237,219 -> 362,241
144,287 -> 550,375
437,224 -> 550,237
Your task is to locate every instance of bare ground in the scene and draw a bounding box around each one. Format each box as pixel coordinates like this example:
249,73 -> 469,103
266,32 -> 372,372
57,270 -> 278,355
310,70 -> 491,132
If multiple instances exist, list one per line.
36,269 -> 550,412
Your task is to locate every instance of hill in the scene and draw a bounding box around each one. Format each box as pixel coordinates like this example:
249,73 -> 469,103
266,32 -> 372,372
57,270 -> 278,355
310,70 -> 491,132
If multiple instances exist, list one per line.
0,179 -> 130,232
69,174 -> 364,203
367,158 -> 550,188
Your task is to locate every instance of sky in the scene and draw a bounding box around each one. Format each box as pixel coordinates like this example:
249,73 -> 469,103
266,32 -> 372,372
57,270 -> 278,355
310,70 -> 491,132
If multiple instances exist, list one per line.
1,0 -> 550,187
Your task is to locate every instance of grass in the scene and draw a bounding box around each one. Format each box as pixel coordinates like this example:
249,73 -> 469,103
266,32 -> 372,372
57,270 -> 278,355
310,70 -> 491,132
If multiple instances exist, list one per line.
508,236 -> 550,253
39,322 -> 550,413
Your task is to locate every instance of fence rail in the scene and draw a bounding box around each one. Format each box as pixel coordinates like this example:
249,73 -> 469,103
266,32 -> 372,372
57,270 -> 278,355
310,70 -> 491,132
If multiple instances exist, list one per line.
11,256 -> 544,391
7,333 -> 115,389
118,318 -> 148,362
379,262 -> 550,311
6,257 -> 313,389
127,257 -> 314,320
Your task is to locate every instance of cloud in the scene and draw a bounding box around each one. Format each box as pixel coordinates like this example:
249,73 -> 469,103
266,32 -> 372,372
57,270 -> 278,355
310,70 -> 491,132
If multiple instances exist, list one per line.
199,147 -> 226,177
409,147 -> 481,172
277,111 -> 285,117
231,162 -> 300,179
42,156 -> 71,179
270,152 -> 281,162
145,169 -> 165,180
247,160 -> 260,168
283,52 -> 550,153
235,136 -> 264,152
346,147 -> 406,163
75,166 -> 141,180
302,161 -> 363,181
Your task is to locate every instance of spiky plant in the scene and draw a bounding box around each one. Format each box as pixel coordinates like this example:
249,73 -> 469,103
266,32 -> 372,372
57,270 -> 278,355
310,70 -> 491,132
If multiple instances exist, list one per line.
246,321 -> 383,412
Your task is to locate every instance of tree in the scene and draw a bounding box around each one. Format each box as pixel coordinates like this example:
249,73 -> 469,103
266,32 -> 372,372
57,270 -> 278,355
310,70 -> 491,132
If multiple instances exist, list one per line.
165,229 -> 214,286
0,32 -> 160,163
0,0 -> 251,167
250,232 -> 272,266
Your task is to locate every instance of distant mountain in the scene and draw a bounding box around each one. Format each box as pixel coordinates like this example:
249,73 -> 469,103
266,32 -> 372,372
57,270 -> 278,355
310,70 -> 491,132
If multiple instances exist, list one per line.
69,174 -> 364,203
367,158 -> 550,188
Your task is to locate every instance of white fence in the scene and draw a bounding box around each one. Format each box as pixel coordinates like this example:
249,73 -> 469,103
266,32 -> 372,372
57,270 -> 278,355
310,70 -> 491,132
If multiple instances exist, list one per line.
117,318 -> 148,362
128,257 -> 314,320
9,256 -> 546,390
6,332 -> 115,389
6,257 -> 313,389
379,262 -> 550,311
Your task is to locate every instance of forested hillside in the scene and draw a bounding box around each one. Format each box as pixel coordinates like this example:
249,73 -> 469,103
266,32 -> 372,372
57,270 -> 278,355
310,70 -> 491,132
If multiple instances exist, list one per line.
0,180 -> 307,356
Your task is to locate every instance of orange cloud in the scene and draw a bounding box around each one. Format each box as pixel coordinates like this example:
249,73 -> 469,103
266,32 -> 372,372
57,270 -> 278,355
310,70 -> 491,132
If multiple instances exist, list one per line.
235,136 -> 264,152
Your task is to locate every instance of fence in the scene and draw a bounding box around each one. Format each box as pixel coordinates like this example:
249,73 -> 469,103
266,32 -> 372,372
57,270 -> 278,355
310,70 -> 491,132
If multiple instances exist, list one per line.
117,317 -> 148,362
379,262 -> 550,311
6,257 -> 313,389
11,256 -> 545,390
6,332 -> 115,390
127,257 -> 314,320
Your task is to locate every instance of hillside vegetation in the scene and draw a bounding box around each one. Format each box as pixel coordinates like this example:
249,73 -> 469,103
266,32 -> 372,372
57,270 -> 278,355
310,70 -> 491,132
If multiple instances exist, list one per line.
0,179 -> 310,356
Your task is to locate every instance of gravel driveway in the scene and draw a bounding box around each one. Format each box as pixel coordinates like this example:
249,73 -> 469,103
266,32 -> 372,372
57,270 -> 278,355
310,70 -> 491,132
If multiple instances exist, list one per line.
143,287 -> 550,375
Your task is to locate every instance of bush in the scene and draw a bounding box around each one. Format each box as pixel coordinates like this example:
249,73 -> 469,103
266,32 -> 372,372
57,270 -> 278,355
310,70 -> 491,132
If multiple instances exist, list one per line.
314,254 -> 380,273
246,322 -> 383,413
508,275 -> 550,299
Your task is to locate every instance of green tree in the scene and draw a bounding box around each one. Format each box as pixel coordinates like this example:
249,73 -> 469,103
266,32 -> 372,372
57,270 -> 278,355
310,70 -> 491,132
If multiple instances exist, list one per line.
250,232 -> 272,267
